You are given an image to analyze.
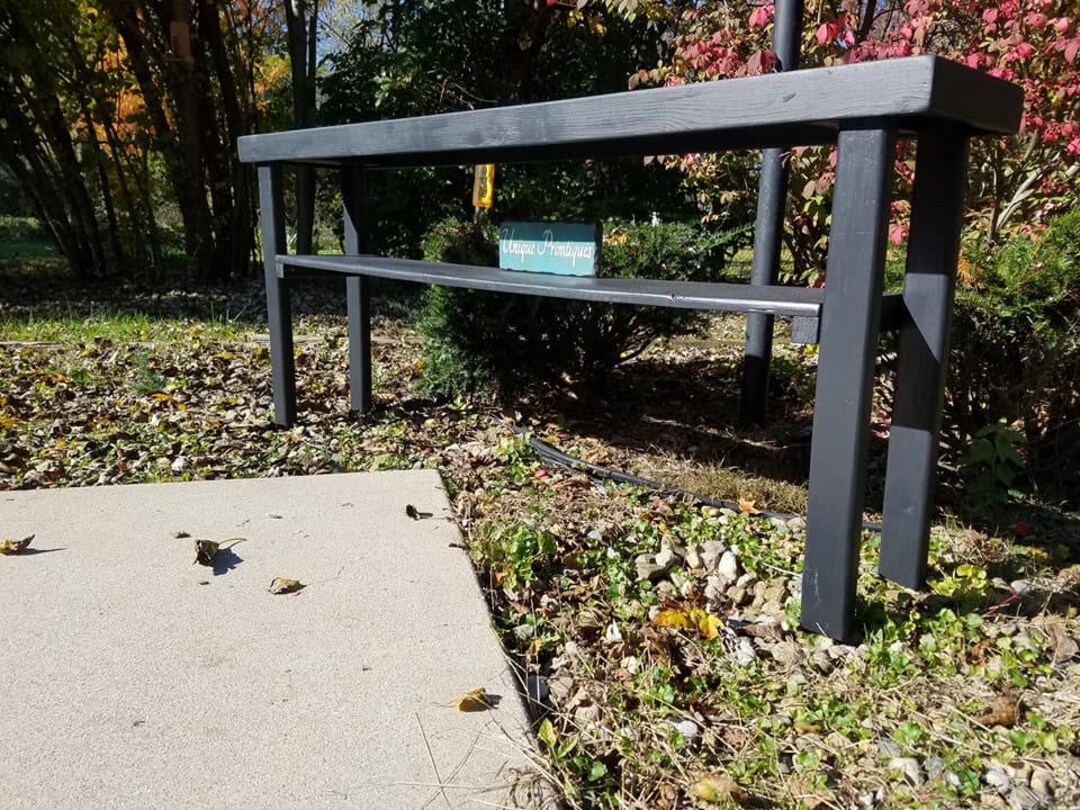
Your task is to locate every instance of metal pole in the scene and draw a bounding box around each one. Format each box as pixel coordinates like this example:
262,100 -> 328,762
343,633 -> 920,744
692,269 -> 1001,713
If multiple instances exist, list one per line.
740,0 -> 804,425
258,164 -> 297,427
879,126 -> 968,588
342,165 -> 373,413
801,124 -> 895,640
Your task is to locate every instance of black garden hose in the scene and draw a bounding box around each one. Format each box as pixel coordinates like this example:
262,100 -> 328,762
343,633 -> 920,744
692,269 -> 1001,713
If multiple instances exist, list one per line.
507,423 -> 883,533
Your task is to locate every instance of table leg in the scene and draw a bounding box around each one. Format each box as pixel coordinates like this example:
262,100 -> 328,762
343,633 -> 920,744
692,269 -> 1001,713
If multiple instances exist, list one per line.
342,165 -> 373,413
880,128 -> 968,588
801,125 -> 894,640
258,165 -> 297,427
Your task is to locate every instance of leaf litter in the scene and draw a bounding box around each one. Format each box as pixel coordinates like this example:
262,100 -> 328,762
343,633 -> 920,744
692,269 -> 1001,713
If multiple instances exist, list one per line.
1,294 -> 1079,808
268,577 -> 304,595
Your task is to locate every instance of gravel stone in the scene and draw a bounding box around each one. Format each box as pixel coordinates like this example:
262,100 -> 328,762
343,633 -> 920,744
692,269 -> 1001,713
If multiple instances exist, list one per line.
700,540 -> 727,572
761,600 -> 784,617
1029,769 -> 1055,801
924,755 -> 945,780
889,757 -> 924,785
734,637 -> 757,665
635,553 -> 671,582
809,651 -> 835,674
763,581 -> 788,603
985,768 -> 1012,791
654,545 -> 678,570
877,739 -> 902,758
669,719 -> 699,738
770,641 -> 803,667
1008,785 -> 1041,810
727,585 -> 748,606
574,704 -> 601,725
704,575 -> 726,605
716,550 -> 740,584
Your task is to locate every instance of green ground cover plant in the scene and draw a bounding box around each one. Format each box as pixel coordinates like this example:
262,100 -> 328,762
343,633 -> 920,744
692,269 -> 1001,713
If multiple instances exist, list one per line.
0,280 -> 1077,808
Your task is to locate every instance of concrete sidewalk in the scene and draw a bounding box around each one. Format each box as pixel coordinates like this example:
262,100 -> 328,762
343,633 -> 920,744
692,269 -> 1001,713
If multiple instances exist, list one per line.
0,472 -> 537,809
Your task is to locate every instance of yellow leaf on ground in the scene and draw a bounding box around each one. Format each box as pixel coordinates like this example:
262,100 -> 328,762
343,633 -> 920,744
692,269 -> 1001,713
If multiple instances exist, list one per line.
654,607 -> 695,632
654,606 -> 722,639
268,577 -> 304,595
455,687 -> 493,712
696,611 -> 723,640
0,534 -> 34,555
691,773 -> 749,805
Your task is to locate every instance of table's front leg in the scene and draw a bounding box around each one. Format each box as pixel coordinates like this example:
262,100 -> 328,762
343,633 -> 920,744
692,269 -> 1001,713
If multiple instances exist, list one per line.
342,165 -> 373,413
801,125 -> 895,640
880,127 -> 968,588
258,164 -> 297,427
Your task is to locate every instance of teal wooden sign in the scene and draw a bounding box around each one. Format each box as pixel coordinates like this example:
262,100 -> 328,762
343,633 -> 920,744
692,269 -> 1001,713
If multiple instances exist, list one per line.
498,221 -> 600,276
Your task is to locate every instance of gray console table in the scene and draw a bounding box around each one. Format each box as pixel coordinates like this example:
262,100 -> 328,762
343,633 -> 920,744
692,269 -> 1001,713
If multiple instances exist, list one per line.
238,55 -> 1022,640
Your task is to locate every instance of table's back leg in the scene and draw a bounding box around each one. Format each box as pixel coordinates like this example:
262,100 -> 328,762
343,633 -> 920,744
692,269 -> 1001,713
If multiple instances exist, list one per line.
880,127 -> 968,588
801,125 -> 894,640
342,165 -> 373,413
258,164 -> 297,427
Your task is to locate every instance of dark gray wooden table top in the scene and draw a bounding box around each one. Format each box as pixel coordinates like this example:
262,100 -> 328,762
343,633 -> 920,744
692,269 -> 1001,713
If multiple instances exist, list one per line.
238,55 -> 1022,168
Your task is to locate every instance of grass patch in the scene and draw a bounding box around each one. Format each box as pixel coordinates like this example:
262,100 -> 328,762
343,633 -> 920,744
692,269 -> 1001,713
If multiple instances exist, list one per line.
0,310 -> 252,343
0,233 -> 57,261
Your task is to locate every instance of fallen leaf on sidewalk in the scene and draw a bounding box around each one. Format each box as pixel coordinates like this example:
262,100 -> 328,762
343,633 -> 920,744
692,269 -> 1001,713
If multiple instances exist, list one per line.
269,577 -> 304,594
455,687 -> 494,712
193,539 -> 220,566
0,534 -> 34,555
405,504 -> 433,520
193,537 -> 246,566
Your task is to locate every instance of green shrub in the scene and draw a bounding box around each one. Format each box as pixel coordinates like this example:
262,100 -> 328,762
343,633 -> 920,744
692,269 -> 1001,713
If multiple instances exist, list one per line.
0,216 -> 44,238
415,217 -> 748,399
946,208 -> 1080,503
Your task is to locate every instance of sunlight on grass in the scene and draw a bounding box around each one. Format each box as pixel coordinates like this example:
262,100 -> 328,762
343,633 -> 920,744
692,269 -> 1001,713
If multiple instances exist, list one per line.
0,311 -> 255,343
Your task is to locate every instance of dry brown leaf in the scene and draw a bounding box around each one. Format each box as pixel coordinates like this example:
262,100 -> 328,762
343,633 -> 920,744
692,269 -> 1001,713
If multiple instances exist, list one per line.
977,694 -> 1019,727
740,622 -> 784,642
691,773 -> 749,805
1046,623 -> 1079,664
193,539 -> 220,566
0,534 -> 34,555
405,504 -> 420,519
737,497 -> 761,515
193,537 -> 245,566
268,577 -> 304,595
455,687 -> 493,712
